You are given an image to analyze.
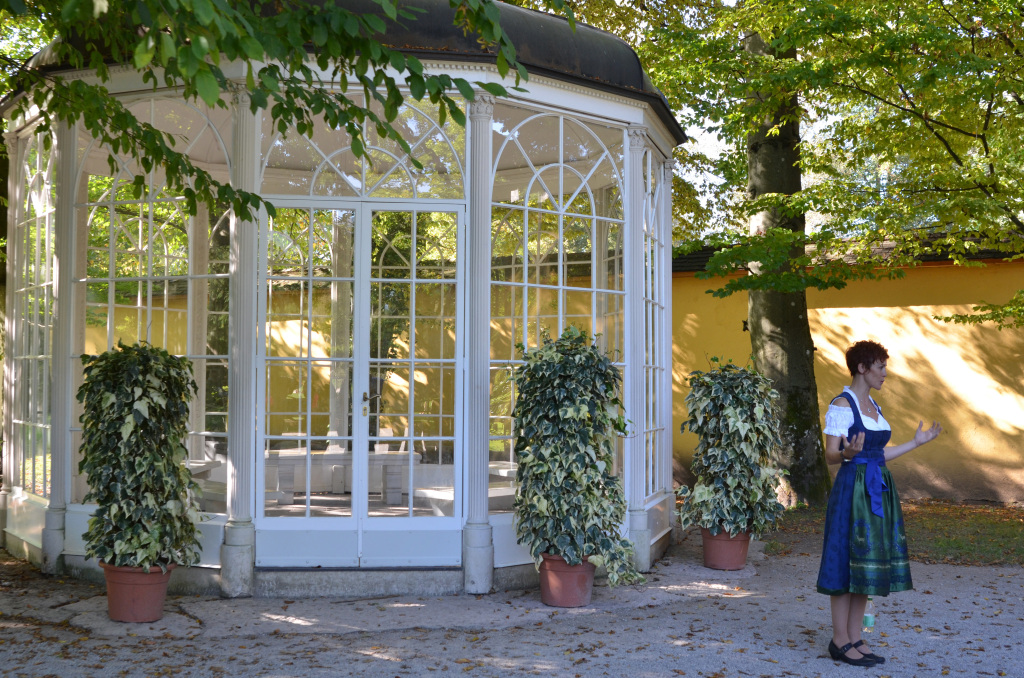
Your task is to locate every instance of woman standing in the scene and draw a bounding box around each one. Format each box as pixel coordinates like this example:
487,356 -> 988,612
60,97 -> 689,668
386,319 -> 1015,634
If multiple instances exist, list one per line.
817,340 -> 942,667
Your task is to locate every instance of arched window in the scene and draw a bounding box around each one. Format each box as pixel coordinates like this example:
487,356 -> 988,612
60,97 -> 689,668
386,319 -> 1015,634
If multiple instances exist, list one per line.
260,98 -> 464,200
73,98 -> 233,510
9,129 -> 56,499
487,107 -> 626,508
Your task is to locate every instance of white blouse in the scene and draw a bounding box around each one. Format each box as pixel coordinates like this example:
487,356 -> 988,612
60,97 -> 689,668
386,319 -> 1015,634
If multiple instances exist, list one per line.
824,387 -> 891,435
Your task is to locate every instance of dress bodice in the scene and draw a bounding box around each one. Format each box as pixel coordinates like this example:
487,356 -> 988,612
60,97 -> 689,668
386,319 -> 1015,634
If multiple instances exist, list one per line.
831,390 -> 891,517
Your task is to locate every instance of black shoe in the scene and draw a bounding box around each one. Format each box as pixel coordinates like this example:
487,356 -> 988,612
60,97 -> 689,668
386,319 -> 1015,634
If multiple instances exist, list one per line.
828,640 -> 878,667
853,640 -> 885,664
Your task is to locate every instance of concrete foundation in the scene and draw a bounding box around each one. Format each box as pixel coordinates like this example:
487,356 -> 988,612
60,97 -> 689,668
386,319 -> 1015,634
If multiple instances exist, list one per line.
253,567 -> 465,598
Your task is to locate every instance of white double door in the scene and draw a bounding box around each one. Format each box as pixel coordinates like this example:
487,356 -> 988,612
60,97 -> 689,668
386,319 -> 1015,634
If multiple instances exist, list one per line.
255,202 -> 465,567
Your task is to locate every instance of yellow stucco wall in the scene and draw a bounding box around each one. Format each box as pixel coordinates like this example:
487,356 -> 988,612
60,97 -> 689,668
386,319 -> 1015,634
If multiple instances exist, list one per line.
672,261 -> 1024,502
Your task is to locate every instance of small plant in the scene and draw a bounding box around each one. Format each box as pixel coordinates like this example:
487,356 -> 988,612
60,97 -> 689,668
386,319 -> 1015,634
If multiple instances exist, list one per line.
512,326 -> 643,586
77,341 -> 202,571
677,359 -> 786,539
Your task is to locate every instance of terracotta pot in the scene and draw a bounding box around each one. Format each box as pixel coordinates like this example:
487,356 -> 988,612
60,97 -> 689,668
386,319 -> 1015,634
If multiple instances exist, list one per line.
700,527 -> 751,570
538,553 -> 596,607
100,562 -> 176,622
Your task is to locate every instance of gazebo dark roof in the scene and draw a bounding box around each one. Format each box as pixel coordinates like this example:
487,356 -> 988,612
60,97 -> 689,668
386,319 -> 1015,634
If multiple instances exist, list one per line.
335,0 -> 686,143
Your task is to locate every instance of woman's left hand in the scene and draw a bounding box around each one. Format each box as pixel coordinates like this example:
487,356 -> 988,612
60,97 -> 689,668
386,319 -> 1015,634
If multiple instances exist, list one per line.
913,420 -> 943,447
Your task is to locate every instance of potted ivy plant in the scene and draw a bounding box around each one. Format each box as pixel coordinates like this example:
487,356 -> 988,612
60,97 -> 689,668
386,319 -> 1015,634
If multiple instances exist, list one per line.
77,341 -> 202,622
512,326 -> 643,607
676,359 -> 787,570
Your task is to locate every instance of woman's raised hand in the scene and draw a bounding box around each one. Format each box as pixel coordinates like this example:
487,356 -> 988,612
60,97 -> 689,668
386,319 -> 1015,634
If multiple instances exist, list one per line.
913,421 -> 943,447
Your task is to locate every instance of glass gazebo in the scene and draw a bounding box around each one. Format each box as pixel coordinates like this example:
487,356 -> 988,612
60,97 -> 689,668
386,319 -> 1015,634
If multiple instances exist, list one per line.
1,1 -> 683,597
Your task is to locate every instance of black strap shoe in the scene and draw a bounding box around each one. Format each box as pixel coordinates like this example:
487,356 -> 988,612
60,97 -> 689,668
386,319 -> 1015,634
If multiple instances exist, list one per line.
828,639 -> 878,667
852,640 -> 885,664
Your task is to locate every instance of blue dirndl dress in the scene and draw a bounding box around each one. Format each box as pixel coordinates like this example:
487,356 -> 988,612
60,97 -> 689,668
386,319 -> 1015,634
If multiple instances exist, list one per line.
816,392 -> 912,596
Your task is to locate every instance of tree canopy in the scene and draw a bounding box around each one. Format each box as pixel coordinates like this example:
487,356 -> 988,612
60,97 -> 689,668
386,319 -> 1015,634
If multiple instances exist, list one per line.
0,0 -> 572,219
644,0 -> 1024,327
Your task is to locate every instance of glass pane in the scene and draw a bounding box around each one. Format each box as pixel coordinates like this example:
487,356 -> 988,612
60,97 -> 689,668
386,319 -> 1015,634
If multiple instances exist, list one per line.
269,208 -> 310,278
416,212 -> 457,280
328,142 -> 364,190
310,281 -> 354,359
532,167 -> 560,212
600,221 -> 624,291
564,290 -> 593,338
151,202 -> 190,277
564,175 -> 594,216
310,437 -> 354,518
204,360 -> 229,433
527,212 -> 558,287
596,292 -> 625,357
366,148 -> 414,198
325,362 -> 354,438
414,283 -> 456,360
312,209 -> 354,278
412,440 -> 456,517
264,441 -> 309,517
112,305 -> 141,346
113,211 -> 146,279
86,207 -> 111,277
208,211 -> 231,274
371,212 -> 413,279
491,207 -> 524,283
150,280 -> 188,353
489,284 -> 519,362
266,282 -> 309,358
313,165 -> 359,197
563,217 -> 593,288
84,283 -> 109,354
266,362 -> 307,436
492,137 -> 531,205
206,279 -> 230,355
519,115 -> 561,173
412,138 -> 464,199
591,159 -> 623,219
526,286 -> 559,348
375,365 -> 410,437
371,283 -> 411,360
262,132 -> 322,195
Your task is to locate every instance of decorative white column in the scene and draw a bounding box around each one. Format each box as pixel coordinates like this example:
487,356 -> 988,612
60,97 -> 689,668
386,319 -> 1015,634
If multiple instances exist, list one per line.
463,93 -> 496,594
625,126 -> 652,571
42,121 -> 77,574
1,130 -> 19,549
220,94 -> 260,597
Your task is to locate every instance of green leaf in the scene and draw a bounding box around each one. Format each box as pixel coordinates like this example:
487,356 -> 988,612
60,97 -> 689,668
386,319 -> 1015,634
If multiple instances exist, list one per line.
478,81 -> 508,97
133,37 -> 156,70
194,67 -> 220,106
191,0 -> 214,25
453,78 -> 475,102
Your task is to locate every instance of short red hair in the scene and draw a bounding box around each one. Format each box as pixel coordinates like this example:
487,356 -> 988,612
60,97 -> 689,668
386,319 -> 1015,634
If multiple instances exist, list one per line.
845,340 -> 889,377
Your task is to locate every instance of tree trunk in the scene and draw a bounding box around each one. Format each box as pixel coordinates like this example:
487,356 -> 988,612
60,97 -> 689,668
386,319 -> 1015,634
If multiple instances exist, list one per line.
744,34 -> 831,505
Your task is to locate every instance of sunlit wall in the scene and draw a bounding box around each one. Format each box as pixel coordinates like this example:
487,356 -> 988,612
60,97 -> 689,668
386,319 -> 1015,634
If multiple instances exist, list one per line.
672,261 -> 1024,502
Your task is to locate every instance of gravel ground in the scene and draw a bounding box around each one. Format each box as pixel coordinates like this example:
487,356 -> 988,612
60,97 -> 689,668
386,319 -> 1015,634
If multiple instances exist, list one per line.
2,529 -> 1022,678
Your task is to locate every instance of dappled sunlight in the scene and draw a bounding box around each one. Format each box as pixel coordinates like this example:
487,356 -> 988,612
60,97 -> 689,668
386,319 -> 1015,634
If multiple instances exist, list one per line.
812,303 -> 1024,501
355,647 -> 403,662
661,580 -> 761,598
673,263 -> 1024,502
259,612 -> 316,627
